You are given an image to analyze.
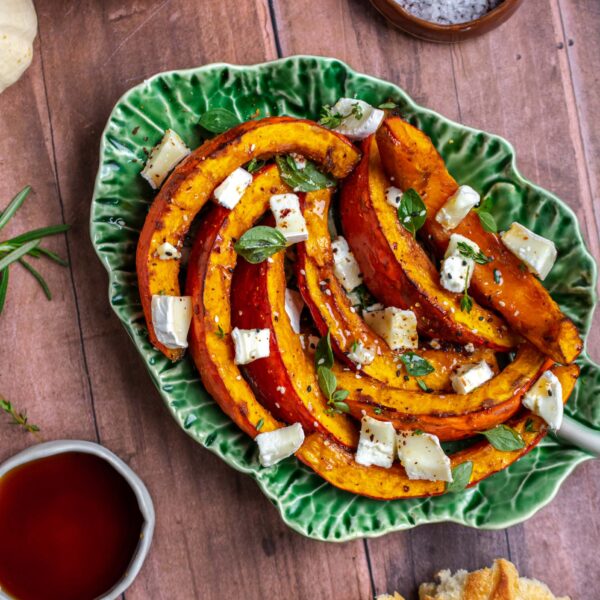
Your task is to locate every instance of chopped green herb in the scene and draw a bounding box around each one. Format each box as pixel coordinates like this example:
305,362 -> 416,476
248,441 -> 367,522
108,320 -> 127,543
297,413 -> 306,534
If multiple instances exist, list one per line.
256,418 -> 264,431
473,197 -> 497,233
445,461 -> 473,494
199,108 -> 241,134
373,407 -> 383,415
417,378 -> 431,392
413,429 -> 424,435
525,418 -> 536,433
519,262 -> 528,272
215,325 -> 226,339
456,241 -> 492,265
275,155 -> 336,192
398,188 -> 427,238
246,158 -> 266,173
350,340 -> 359,353
319,101 -> 363,129
0,395 -> 39,434
315,332 -> 334,369
480,424 -> 525,451
234,226 -> 286,264
460,265 -> 473,313
378,102 -> 398,110
399,352 -> 435,377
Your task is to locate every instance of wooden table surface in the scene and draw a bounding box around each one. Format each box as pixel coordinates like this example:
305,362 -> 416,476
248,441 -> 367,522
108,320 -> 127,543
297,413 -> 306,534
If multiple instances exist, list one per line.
1,1 -> 599,598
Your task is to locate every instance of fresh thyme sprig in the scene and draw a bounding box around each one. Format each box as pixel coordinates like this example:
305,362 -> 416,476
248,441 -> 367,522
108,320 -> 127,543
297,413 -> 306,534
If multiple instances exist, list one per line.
0,186 -> 70,313
0,394 -> 40,433
319,102 -> 363,129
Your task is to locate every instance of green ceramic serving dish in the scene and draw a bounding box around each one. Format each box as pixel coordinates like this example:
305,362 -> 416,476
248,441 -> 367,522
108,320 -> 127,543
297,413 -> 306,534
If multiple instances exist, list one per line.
91,56 -> 600,541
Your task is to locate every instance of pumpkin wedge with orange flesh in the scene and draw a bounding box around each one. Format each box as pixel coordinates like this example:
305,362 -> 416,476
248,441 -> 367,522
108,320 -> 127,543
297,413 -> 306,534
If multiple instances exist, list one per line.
231,231 -> 547,441
231,245 -> 358,448
376,117 -> 583,365
138,117 -> 360,360
299,363 -> 578,499
340,344 -> 553,440
296,187 -> 500,390
340,135 -> 517,350
186,166 -> 291,438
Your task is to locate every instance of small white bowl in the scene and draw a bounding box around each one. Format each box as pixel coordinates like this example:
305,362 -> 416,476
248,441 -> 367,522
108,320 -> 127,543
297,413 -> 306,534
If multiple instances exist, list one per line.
0,440 -> 155,600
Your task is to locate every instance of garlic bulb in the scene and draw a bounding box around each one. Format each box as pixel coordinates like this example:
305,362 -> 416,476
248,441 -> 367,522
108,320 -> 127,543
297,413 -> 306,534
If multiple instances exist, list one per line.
0,0 -> 38,94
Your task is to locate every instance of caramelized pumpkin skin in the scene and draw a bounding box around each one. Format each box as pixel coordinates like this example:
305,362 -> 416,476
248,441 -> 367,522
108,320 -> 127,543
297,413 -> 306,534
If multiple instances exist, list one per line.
139,117 -> 360,360
340,136 -> 517,350
297,189 -> 499,391
341,344 -> 553,441
376,117 -> 583,365
185,166 -> 289,438
298,363 -> 578,500
231,244 -> 358,448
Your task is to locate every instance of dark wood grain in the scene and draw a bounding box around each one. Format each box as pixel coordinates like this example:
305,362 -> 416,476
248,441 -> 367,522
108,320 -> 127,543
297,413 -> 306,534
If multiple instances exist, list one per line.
0,0 -> 598,598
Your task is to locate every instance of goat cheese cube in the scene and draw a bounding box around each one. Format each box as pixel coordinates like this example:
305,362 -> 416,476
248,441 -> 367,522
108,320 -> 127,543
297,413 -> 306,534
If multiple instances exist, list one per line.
156,242 -> 181,260
363,307 -> 418,350
501,222 -> 557,280
256,423 -> 305,467
385,186 -> 403,209
330,98 -> 385,140
435,185 -> 480,230
141,129 -> 190,189
151,295 -> 192,349
522,370 -> 563,430
397,431 -> 452,482
231,327 -> 270,365
451,360 -> 494,394
355,416 -> 396,468
444,233 -> 481,259
347,341 -> 375,366
213,167 -> 253,210
270,193 -> 308,245
332,236 -> 363,292
284,289 -> 304,334
440,255 -> 472,293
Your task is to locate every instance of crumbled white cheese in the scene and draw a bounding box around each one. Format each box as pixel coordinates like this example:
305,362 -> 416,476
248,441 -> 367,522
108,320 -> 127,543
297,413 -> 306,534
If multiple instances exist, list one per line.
256,423 -> 305,467
284,288 -> 304,334
435,185 -> 480,230
347,341 -> 375,366
156,242 -> 181,260
330,98 -> 385,140
440,255 -> 472,294
397,431 -> 452,482
151,295 -> 192,349
231,327 -> 270,365
451,360 -> 494,394
141,129 -> 190,189
501,222 -> 557,280
332,236 -> 363,292
522,370 -> 563,430
355,416 -> 396,468
270,193 -> 308,245
363,307 -> 418,350
213,167 -> 253,210
385,186 -> 403,209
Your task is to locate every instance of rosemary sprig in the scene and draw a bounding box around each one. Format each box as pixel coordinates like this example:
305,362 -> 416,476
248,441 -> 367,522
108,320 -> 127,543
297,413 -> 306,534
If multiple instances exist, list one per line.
0,186 -> 70,314
0,395 -> 40,433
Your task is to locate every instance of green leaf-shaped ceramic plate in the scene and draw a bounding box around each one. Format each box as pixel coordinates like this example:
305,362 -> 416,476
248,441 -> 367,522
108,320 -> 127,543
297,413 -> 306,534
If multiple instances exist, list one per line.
91,56 -> 600,541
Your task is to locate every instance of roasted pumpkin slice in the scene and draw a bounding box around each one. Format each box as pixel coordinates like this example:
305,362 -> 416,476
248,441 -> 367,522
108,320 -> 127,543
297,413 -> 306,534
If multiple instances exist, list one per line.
339,344 -> 553,440
297,188 -> 499,390
340,136 -> 517,350
186,165 -> 291,437
300,363 -> 578,500
376,117 -> 582,365
231,246 -> 358,448
139,116 -> 361,360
